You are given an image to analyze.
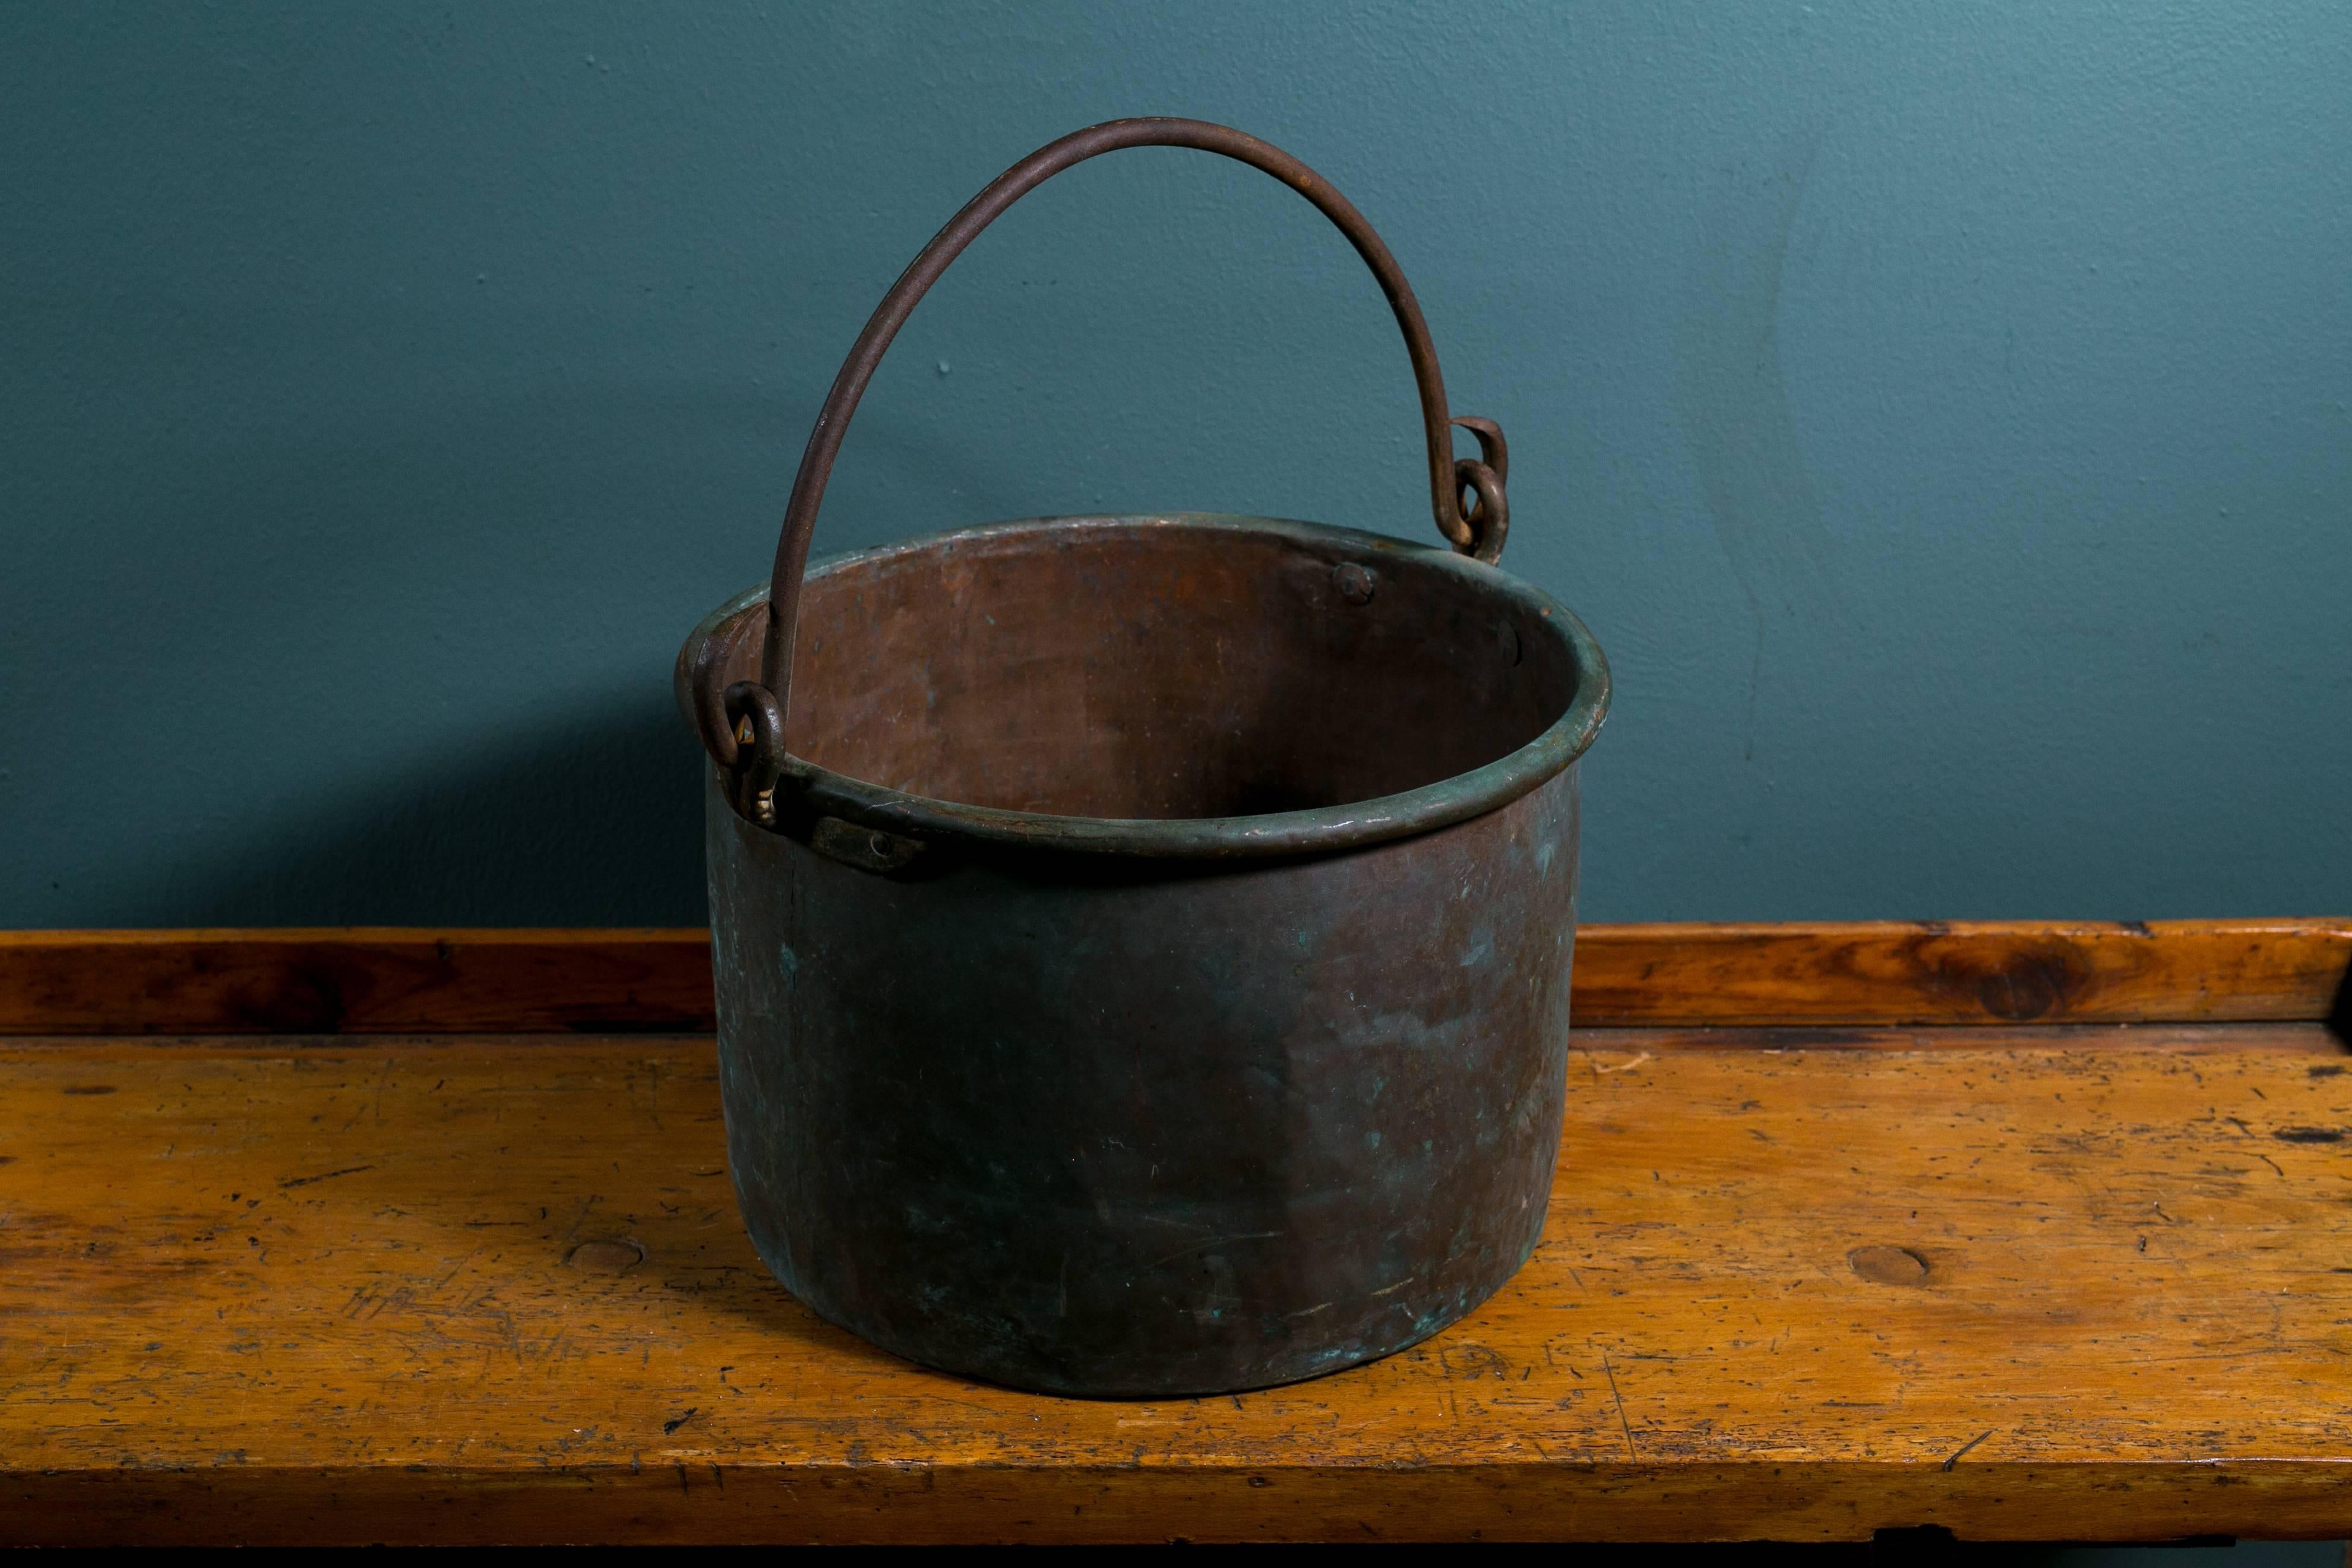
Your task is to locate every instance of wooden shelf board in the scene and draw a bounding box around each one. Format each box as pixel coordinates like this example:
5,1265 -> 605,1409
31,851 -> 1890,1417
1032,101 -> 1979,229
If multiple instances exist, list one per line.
6,1022 -> 2349,1544
7,919 -> 2347,1035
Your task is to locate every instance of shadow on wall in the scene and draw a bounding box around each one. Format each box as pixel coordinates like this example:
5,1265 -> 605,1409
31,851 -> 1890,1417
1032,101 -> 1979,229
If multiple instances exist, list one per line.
145,691 -> 712,930
5,347 -> 1048,931
137,393 -> 1017,932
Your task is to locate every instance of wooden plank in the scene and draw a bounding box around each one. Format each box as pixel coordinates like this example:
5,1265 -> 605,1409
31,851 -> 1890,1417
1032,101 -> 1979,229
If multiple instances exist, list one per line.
4,919 -> 2347,1035
23,1019 -> 2341,1057
1567,1021 -> 2347,1054
5,1032 -> 2349,1544
1566,919 -> 2352,1028
0,928 -> 715,1036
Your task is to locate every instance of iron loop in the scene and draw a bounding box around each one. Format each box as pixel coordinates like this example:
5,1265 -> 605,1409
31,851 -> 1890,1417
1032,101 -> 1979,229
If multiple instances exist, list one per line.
1455,458 -> 1510,564
722,679 -> 789,826
1440,415 -> 1509,558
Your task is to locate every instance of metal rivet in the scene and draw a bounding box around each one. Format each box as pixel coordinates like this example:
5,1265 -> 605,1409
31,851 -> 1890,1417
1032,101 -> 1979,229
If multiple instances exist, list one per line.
1332,561 -> 1377,605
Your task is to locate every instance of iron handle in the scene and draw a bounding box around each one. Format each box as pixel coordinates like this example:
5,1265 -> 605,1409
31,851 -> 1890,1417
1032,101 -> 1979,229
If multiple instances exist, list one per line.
699,116 -> 1509,779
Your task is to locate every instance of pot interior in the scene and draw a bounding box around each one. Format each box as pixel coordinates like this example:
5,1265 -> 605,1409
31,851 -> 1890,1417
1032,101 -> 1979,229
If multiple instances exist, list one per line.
755,518 -> 1583,821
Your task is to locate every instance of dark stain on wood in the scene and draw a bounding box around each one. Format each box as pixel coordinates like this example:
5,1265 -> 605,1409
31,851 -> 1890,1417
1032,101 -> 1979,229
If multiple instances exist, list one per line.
236,960 -> 353,1033
1975,959 -> 2073,1020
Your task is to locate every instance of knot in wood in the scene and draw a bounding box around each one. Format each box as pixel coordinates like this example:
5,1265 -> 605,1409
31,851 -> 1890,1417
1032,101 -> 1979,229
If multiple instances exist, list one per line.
1848,1244 -> 1930,1286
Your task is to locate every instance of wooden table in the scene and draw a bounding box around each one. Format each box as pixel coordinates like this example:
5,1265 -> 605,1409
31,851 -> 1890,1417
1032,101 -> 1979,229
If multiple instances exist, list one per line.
4,921 -> 2348,1545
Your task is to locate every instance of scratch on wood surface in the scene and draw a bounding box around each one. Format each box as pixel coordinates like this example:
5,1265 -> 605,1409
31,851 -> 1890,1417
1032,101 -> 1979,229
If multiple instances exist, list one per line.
1597,1346 -> 1637,1459
279,1164 -> 374,1189
1942,1429 -> 1994,1471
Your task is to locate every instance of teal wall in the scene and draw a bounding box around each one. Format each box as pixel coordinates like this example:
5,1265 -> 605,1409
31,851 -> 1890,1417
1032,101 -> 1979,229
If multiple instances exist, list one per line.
5,1 -> 2348,927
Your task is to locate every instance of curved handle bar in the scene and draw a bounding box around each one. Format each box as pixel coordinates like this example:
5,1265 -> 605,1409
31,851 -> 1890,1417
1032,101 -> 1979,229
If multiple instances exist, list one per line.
699,116 -> 1508,774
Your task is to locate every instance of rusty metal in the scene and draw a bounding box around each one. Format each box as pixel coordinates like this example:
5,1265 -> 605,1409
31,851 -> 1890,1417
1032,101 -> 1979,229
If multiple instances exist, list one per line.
676,119 -> 1610,1396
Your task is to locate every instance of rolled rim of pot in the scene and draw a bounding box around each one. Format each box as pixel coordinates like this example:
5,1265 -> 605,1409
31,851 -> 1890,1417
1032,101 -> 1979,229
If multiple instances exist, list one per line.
675,513 -> 1611,862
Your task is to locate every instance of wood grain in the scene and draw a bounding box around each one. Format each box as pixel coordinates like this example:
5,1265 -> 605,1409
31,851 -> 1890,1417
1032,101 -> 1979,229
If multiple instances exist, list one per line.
0,928 -> 715,1036
5,1030 -> 2348,1544
1566,919 -> 2352,1028
5,919 -> 2347,1035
